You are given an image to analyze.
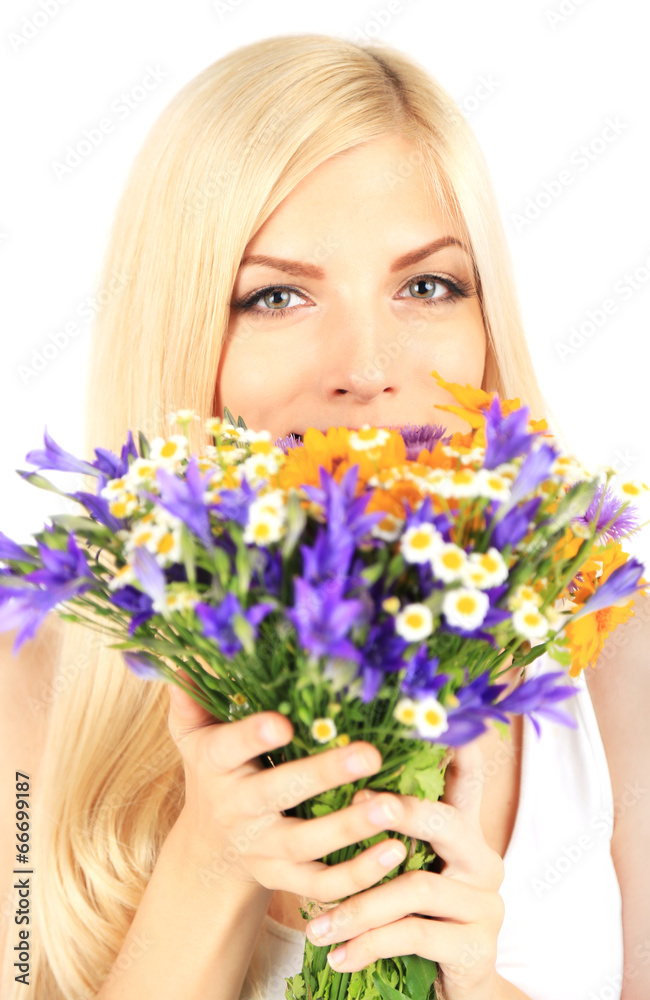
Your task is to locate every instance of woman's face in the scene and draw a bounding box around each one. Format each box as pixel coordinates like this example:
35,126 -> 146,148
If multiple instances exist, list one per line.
216,134 -> 487,443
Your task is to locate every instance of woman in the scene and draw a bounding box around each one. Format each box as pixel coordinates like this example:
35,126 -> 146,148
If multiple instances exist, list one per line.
2,33 -> 647,1000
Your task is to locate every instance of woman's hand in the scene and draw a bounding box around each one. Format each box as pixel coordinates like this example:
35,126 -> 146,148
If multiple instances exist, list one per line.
304,738 -> 507,1000
166,669 -> 410,900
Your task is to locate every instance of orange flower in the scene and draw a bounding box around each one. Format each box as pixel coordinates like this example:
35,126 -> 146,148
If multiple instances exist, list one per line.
565,600 -> 636,677
428,369 -> 546,435
276,425 -> 406,494
429,369 -> 495,429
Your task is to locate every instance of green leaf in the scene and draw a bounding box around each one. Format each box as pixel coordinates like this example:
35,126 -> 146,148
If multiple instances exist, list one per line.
547,642 -> 572,666
552,479 -> 601,530
371,969 -> 410,1000
359,561 -> 386,586
212,546 -> 231,587
397,744 -> 447,801
48,513 -> 111,538
404,848 -> 429,872
235,543 -> 252,596
137,431 -> 151,459
402,954 -> 438,1000
15,470 -> 77,498
231,612 -> 254,656
492,718 -> 512,742
512,639 -> 549,668
289,973 -> 305,999
383,552 -> 405,589
180,523 -> 196,585
281,491 -> 307,561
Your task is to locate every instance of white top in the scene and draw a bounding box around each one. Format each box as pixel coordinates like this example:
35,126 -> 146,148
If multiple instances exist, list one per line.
240,651 -> 624,1000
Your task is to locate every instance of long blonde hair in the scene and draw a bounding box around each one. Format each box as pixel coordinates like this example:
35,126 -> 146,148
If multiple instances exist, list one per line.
11,33 -> 558,999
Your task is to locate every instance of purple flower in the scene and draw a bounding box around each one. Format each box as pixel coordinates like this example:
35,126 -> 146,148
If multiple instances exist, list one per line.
209,476 -> 261,526
433,672 -> 511,746
0,580 -> 88,655
389,422 -> 451,462
109,584 -> 155,635
122,651 -> 163,681
140,455 -> 215,549
0,532 -> 38,564
353,619 -> 410,703
286,575 -> 365,663
484,398 -> 536,470
573,558 -> 647,619
573,484 -> 639,542
274,432 -> 305,454
494,671 -> 579,738
132,547 -> 167,608
69,492 -> 125,533
507,443 -> 560,507
23,427 -> 100,477
488,496 -> 542,550
22,534 -> 95,590
302,465 -> 385,546
400,646 -> 447,699
195,593 -> 275,657
92,430 -> 139,480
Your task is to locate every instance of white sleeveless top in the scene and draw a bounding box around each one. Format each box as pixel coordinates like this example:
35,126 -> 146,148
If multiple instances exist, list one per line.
240,651 -> 624,1000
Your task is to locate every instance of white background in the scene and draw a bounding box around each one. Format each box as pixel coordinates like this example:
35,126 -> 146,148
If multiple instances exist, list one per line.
1,0 -> 648,564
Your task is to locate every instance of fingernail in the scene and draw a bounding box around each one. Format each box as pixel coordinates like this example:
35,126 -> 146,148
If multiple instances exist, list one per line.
328,945 -> 346,967
378,843 -> 406,868
368,797 -> 398,824
346,751 -> 376,776
309,913 -> 331,938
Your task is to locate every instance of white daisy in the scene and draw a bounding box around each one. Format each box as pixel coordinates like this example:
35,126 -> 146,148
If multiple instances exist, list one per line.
512,605 -> 549,640
466,548 -> 508,588
474,468 -> 511,501
394,603 -> 434,641
311,717 -> 337,743
400,523 -> 444,564
347,426 -> 390,451
442,587 -> 489,631
371,511 -> 404,542
394,697 -> 419,727
507,584 -> 541,611
431,543 -> 468,583
108,562 -> 138,591
148,435 -> 189,469
242,504 -> 285,546
241,451 -> 281,486
414,696 -> 449,739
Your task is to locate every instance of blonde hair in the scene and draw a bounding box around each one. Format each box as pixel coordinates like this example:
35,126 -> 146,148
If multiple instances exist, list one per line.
11,33 -> 559,999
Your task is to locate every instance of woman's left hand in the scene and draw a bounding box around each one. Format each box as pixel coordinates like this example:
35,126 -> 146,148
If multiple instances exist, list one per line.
305,738 -> 506,1000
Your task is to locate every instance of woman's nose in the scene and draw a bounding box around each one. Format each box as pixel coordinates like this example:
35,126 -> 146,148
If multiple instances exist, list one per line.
320,310 -> 409,402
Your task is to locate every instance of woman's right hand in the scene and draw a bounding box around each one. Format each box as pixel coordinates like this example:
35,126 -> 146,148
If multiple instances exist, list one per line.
166,669 -> 408,902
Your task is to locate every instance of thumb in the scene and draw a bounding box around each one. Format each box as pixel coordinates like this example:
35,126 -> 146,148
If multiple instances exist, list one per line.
439,740 -> 485,826
168,668 -> 219,746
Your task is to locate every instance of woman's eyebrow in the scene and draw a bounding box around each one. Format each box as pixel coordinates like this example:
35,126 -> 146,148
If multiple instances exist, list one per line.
238,236 -> 471,280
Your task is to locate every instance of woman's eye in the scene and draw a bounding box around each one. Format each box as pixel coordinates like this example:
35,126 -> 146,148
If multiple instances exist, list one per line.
231,273 -> 471,319
397,275 -> 458,304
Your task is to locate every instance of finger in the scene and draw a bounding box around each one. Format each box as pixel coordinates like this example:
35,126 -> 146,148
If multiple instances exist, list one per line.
168,668 -> 294,771
260,791 -> 404,865
439,739 -> 485,828
237,742 -> 382,818
324,912 -> 496,979
305,869 -> 488,947
346,791 -> 500,889
167,668 -> 220,744
262,831 -> 408,903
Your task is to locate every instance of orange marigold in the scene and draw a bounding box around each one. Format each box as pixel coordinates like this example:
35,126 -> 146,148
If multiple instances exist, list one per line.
565,600 -> 636,677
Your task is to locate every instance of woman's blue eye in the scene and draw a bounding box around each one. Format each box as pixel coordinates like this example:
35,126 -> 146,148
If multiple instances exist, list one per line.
231,273 -> 473,320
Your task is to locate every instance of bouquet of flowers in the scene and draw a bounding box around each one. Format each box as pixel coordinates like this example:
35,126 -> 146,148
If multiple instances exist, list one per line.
0,369 -> 647,1000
